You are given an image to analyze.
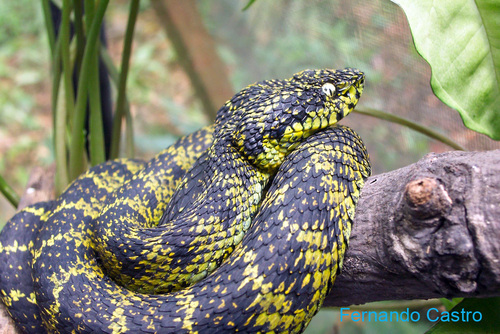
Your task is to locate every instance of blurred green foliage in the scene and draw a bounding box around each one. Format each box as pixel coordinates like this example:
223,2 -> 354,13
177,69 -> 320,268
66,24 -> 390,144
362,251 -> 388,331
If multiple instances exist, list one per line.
200,0 -> 440,174
201,0 -> 374,87
0,0 -> 49,212
0,1 -> 44,43
0,0 -> 46,130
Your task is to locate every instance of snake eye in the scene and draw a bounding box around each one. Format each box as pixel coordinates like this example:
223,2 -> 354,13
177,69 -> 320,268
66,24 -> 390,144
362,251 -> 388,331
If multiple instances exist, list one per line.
321,83 -> 336,96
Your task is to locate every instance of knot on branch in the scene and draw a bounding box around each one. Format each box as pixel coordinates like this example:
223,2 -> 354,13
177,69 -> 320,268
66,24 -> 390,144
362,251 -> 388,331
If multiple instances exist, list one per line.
404,177 -> 452,219
389,176 -> 479,296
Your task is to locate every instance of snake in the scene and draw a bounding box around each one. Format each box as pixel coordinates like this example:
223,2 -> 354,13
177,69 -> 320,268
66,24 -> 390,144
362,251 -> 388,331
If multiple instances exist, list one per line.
0,68 -> 370,333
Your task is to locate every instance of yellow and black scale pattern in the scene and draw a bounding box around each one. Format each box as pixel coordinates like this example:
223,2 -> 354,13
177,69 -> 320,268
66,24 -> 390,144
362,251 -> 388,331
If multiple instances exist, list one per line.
0,68 -> 370,333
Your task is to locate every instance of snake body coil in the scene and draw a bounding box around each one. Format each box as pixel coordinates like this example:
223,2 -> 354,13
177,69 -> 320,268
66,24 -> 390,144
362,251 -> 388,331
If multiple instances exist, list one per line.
0,68 -> 370,333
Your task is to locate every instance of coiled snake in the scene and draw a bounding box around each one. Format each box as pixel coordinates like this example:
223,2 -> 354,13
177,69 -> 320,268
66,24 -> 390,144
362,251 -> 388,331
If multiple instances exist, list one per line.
0,68 -> 370,333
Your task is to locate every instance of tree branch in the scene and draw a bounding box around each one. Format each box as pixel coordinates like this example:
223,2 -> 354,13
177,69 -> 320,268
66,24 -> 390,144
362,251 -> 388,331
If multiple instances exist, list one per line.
324,149 -> 500,306
1,151 -> 499,331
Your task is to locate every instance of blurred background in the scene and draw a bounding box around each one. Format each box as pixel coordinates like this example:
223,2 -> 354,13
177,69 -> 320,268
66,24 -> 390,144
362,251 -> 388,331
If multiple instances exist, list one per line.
0,1 -> 498,332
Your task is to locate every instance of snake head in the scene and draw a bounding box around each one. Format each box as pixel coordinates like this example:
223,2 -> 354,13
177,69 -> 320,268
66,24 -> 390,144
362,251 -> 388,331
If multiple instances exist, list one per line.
225,68 -> 365,172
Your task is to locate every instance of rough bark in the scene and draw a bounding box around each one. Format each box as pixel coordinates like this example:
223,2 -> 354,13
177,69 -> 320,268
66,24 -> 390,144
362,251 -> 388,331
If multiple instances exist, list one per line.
324,149 -> 500,306
150,0 -> 234,120
1,150 -> 499,331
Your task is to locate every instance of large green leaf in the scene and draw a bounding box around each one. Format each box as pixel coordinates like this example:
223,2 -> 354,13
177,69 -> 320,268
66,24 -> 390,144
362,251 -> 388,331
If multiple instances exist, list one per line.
391,0 -> 500,140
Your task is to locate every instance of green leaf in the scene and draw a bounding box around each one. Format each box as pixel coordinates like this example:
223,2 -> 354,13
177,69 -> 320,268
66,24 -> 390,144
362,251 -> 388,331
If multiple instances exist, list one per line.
440,297 -> 463,311
426,297 -> 500,333
0,174 -> 20,208
391,0 -> 500,140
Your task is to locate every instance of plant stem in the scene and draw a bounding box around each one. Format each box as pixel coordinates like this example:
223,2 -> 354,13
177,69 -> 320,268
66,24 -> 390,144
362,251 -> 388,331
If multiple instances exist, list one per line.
0,175 -> 20,208
84,0 -> 96,29
54,80 -> 69,195
354,107 -> 467,151
54,0 -> 75,193
41,0 -> 56,56
84,0 -> 106,166
51,35 -> 62,131
60,0 -> 75,123
69,0 -> 110,180
100,46 -> 134,157
73,0 -> 86,79
110,0 -> 140,159
99,47 -> 119,82
243,0 -> 257,10
51,33 -> 67,194
88,43 -> 106,166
